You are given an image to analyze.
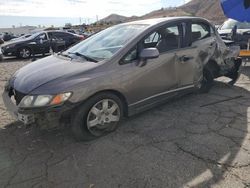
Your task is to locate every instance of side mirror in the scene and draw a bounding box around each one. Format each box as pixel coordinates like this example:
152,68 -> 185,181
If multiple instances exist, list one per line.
139,48 -> 159,60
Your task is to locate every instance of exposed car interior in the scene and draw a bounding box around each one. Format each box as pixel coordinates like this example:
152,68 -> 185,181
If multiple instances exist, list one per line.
156,32 -> 180,53
122,22 -> 213,65
191,32 -> 202,43
191,23 -> 210,44
143,26 -> 180,53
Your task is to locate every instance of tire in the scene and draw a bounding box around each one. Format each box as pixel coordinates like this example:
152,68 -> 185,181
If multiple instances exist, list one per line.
226,58 -> 242,85
198,69 -> 214,93
71,92 -> 124,141
18,47 -> 31,59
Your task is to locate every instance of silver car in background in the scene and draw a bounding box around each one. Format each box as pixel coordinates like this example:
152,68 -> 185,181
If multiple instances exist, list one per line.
2,17 -> 241,141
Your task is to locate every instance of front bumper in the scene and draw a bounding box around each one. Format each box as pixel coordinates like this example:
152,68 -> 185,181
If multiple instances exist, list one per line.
2,90 -> 18,118
2,88 -> 77,128
2,90 -> 35,124
1,47 -> 16,57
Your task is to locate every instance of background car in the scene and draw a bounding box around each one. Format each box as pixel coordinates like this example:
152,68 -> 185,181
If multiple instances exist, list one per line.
2,32 -> 17,42
218,19 -> 250,49
1,30 -> 84,59
0,38 -> 4,45
0,48 -> 3,61
64,29 -> 76,34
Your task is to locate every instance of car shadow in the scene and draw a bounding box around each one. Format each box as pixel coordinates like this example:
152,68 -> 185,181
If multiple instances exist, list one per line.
0,81 -> 249,187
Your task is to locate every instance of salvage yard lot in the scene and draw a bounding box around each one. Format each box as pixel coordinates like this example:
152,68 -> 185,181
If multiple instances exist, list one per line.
0,58 -> 250,188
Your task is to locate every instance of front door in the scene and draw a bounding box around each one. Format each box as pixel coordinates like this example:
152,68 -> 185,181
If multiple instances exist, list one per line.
33,33 -> 50,54
120,24 -> 183,108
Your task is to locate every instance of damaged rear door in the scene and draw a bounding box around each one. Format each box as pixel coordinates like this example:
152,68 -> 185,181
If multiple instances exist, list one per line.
176,20 -> 217,87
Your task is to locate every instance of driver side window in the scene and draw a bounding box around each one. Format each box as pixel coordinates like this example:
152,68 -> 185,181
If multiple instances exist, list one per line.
120,47 -> 138,65
120,24 -> 181,65
36,33 -> 47,40
144,32 -> 160,44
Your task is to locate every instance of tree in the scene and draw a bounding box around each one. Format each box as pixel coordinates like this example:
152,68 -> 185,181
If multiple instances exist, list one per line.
65,23 -> 72,28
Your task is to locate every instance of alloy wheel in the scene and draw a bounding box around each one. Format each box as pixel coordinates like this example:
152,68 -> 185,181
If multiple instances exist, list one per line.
86,99 -> 120,136
19,48 -> 31,58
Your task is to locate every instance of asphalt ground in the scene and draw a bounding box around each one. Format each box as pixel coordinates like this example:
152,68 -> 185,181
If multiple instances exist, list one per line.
0,57 -> 250,188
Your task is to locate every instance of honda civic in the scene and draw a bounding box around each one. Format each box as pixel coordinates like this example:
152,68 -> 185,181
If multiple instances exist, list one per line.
2,17 -> 242,141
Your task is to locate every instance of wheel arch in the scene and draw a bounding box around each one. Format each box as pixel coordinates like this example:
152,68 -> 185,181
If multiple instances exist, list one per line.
204,59 -> 221,78
79,89 -> 129,117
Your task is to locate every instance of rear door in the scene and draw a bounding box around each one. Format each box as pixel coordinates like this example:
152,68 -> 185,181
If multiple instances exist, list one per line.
176,20 -> 216,87
53,32 -> 73,46
49,32 -> 67,52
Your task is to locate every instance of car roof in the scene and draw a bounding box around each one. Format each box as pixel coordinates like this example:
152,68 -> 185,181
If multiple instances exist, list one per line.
121,16 -> 208,26
45,30 -> 68,33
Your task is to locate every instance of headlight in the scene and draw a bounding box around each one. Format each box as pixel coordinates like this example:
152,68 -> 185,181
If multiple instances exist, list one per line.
19,92 -> 72,108
34,95 -> 53,106
22,96 -> 34,107
5,44 -> 16,49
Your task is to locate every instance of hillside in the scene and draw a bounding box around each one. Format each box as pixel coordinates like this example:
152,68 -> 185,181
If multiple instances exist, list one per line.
180,0 -> 226,23
100,0 -> 227,25
140,7 -> 191,19
99,14 -> 128,24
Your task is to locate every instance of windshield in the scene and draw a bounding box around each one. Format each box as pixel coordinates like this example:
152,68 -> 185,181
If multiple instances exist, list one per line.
26,32 -> 44,40
221,19 -> 250,30
66,24 -> 148,61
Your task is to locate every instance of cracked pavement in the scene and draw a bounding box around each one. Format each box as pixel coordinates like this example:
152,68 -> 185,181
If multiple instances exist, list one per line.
1,58 -> 250,188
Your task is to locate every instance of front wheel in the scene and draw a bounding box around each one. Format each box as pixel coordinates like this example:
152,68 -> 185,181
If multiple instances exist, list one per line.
18,47 -> 31,59
71,92 -> 123,141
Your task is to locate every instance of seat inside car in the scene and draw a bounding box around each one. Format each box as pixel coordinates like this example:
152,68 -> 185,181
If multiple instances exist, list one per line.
191,31 -> 202,43
156,31 -> 179,53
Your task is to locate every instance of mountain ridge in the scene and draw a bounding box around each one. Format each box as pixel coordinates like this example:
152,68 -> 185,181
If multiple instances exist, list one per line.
100,0 -> 226,24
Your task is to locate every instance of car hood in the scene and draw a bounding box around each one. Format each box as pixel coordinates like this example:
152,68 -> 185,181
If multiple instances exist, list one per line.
11,55 -> 99,94
2,37 -> 31,47
2,40 -> 23,47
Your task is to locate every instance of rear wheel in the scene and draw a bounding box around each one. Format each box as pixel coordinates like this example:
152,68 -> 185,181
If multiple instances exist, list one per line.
198,69 -> 214,93
226,58 -> 242,85
18,47 -> 31,59
71,92 -> 123,141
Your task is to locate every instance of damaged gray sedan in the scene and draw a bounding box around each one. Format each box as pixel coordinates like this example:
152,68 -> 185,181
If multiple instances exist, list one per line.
2,17 -> 242,141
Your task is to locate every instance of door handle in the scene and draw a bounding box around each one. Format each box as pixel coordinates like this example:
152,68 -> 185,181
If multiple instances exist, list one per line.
179,55 -> 193,62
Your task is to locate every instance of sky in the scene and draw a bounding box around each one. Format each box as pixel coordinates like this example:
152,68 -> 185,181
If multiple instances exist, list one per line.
0,0 -> 191,28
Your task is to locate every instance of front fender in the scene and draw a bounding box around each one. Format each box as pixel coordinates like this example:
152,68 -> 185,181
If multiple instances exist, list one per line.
30,73 -> 129,105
